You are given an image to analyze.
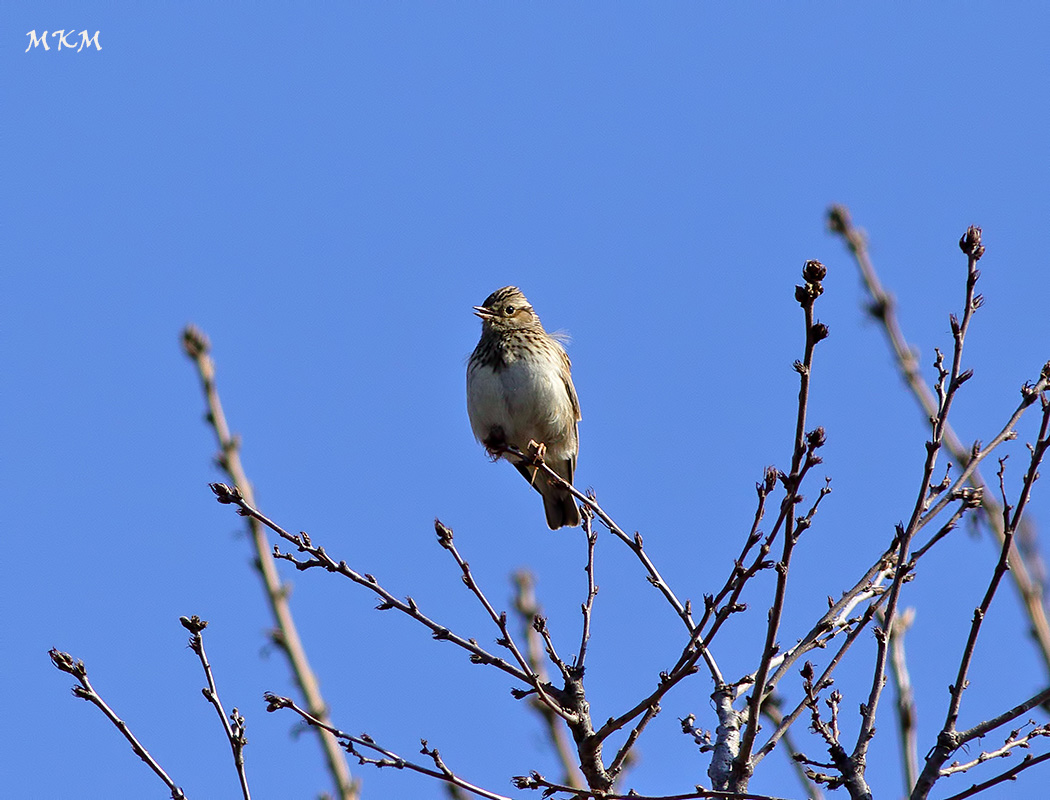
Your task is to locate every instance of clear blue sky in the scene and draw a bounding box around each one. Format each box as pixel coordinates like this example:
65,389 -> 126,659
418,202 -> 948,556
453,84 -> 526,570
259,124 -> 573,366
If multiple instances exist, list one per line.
6,4 -> 1050,798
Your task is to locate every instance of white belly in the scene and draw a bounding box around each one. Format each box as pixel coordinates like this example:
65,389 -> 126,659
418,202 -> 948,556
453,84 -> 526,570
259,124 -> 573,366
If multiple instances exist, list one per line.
467,353 -> 575,459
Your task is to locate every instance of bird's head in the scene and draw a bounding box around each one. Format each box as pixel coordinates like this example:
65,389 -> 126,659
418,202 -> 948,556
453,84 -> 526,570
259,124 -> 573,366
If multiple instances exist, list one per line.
473,286 -> 542,331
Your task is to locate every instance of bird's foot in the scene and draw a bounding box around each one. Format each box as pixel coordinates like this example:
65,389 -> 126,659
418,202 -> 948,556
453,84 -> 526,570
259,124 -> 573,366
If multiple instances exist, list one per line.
523,441 -> 549,485
526,440 -> 547,463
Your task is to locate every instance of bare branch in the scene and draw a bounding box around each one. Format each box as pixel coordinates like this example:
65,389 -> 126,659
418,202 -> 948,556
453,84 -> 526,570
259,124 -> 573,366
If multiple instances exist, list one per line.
910,492 -> 982,562
264,694 -> 512,800
852,228 -> 986,797
513,770 -> 795,800
758,700 -> 825,800
49,649 -> 187,800
608,702 -> 661,780
958,684 -> 1050,749
511,571 -> 585,790
940,722 -> 1050,777
181,325 -> 357,800
734,261 -> 830,790
912,390 -> 1050,798
939,750 -> 1050,800
208,484 -> 547,695
757,589 -> 888,766
506,444 -> 726,688
510,451 -> 692,614
948,401 -> 1050,736
883,608 -> 919,793
577,507 -> 600,671
434,520 -> 570,717
689,466 -> 778,645
914,377 -> 1049,535
828,208 -> 1050,680
180,616 -> 251,800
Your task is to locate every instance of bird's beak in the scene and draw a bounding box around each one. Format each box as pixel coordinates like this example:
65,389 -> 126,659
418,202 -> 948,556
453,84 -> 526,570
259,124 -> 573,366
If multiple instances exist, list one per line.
473,305 -> 494,319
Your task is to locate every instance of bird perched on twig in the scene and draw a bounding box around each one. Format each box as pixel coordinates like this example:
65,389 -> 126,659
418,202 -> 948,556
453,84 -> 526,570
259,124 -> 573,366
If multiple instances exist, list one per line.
466,286 -> 582,529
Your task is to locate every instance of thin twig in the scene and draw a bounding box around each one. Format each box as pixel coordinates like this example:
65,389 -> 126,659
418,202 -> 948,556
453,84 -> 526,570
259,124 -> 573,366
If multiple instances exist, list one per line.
757,589 -> 889,766
208,483 -> 547,695
950,402 -> 1050,734
686,467 -> 778,648
181,616 -> 251,800
608,703 -> 661,780
910,495 -> 982,563
514,770 -> 794,800
734,261 -> 829,789
181,326 -> 357,800
853,228 -> 985,800
669,469 -> 791,687
675,470 -> 800,682
533,615 -> 571,682
577,507 -> 599,671
264,694 -> 512,800
511,571 -> 585,790
759,700 -> 825,800
938,750 -> 1050,800
913,377 -> 1049,535
828,207 -> 1050,679
912,391 -> 1050,798
434,520 -> 569,717
748,477 -> 839,695
508,447 -> 717,652
507,444 -> 726,691
957,684 -> 1050,749
49,649 -> 187,800
939,722 -> 1050,777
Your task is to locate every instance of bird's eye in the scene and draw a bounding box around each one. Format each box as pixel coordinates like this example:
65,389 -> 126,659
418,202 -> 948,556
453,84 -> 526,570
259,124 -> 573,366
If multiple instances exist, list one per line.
504,305 -> 515,315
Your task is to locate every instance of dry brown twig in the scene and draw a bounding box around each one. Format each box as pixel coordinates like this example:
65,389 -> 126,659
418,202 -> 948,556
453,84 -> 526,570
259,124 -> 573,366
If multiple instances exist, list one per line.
939,721 -> 1050,778
824,208 -> 1050,798
912,393 -> 1050,798
512,770 -> 794,800
49,618 -> 254,799
210,482 -> 629,792
511,569 -> 586,790
181,326 -> 358,800
264,692 -> 513,800
49,648 -> 188,800
939,749 -> 1050,800
828,206 -> 1050,674
180,615 -> 251,800
507,508 -> 604,791
678,227 -> 1049,799
208,484 -> 541,686
434,519 -> 571,719
755,700 -> 826,800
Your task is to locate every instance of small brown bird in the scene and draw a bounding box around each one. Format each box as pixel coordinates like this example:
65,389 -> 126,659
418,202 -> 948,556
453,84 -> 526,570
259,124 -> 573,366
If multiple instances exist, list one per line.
467,287 -> 582,529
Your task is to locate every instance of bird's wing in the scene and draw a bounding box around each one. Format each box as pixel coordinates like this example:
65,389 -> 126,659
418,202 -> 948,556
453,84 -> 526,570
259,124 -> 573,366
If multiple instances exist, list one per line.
561,350 -> 582,422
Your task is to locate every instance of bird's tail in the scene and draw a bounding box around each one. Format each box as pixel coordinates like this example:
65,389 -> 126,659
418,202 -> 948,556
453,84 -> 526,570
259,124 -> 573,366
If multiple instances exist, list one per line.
540,482 -> 581,530
514,460 -> 581,530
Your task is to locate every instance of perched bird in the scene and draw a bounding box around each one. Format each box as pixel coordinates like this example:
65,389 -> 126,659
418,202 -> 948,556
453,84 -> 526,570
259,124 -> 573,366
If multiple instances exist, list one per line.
467,286 -> 582,529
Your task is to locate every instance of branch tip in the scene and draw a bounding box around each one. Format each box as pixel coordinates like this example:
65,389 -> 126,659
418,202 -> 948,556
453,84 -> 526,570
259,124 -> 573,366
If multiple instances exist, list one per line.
180,324 -> 211,359
959,225 -> 985,260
